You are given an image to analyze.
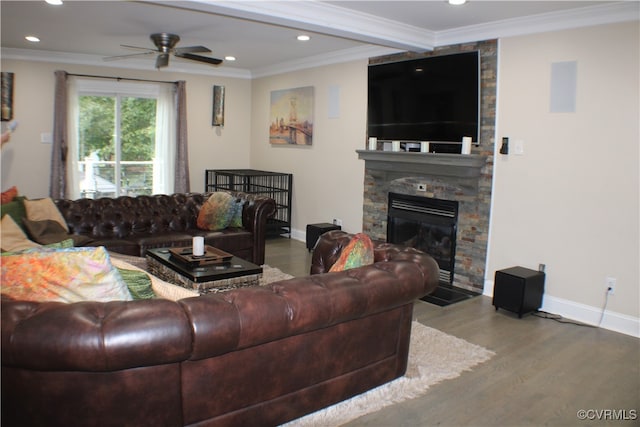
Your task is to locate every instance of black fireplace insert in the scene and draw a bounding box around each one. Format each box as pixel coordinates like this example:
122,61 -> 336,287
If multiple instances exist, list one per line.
387,192 -> 478,306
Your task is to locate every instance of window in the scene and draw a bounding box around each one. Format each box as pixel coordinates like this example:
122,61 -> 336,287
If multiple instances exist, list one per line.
69,79 -> 175,199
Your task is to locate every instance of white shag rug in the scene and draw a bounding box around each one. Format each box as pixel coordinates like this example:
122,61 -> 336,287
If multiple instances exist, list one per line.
283,321 -> 495,427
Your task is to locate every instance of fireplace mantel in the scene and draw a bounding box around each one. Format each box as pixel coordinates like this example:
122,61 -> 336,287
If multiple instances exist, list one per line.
356,150 -> 487,191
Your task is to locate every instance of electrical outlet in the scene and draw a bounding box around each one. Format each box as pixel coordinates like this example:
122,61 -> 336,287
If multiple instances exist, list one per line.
606,277 -> 616,295
333,218 -> 343,227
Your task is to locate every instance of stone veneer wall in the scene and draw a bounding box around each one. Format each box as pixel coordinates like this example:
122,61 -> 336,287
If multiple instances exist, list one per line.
363,40 -> 497,293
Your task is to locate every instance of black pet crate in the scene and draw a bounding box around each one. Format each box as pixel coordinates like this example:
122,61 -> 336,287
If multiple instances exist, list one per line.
205,169 -> 292,237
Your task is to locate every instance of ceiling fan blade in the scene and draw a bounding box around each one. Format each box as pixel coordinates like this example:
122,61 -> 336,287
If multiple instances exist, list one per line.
120,44 -> 156,52
175,45 -> 211,54
155,53 -> 170,69
174,52 -> 223,66
103,51 -> 156,62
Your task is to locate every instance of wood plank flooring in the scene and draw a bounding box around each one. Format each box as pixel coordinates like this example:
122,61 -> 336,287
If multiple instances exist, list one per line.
265,237 -> 640,426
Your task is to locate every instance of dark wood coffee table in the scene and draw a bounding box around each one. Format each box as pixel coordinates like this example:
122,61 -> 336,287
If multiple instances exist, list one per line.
146,248 -> 263,295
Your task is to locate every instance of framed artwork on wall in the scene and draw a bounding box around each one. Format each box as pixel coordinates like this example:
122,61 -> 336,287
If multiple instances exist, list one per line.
269,86 -> 314,145
212,85 -> 225,126
1,72 -> 14,122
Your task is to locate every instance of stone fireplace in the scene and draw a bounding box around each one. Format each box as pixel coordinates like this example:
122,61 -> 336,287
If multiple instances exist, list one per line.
361,39 -> 497,294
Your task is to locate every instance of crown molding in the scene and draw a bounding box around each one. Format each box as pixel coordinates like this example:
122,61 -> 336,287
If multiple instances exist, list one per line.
2,45 -> 397,80
436,1 -> 639,46
251,45 -> 400,79
0,48 -> 253,79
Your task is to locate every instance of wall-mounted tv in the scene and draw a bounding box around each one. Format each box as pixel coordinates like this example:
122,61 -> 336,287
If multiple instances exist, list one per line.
367,51 -> 480,148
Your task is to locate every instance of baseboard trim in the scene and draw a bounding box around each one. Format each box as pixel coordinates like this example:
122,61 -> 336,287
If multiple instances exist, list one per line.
483,280 -> 639,338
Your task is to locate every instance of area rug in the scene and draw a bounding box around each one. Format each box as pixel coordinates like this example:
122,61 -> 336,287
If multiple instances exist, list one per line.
260,264 -> 295,285
283,321 -> 495,427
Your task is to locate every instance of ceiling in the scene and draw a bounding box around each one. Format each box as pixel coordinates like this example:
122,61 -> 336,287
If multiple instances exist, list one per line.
1,1 -> 636,78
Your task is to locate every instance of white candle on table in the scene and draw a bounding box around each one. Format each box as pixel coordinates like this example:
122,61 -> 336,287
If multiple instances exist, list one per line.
192,236 -> 205,256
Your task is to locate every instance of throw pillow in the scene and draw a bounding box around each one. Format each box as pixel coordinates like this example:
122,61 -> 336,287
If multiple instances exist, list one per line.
329,233 -> 375,272
23,218 -> 71,245
116,268 -> 156,300
110,256 -> 197,301
24,197 -> 69,232
44,238 -> 75,249
0,246 -> 132,303
1,186 -> 18,204
229,198 -> 244,228
0,214 -> 41,252
0,196 -> 27,231
196,192 -> 236,231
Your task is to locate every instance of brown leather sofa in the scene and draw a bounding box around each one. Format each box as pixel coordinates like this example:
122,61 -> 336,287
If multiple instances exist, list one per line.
1,230 -> 439,427
54,191 -> 276,265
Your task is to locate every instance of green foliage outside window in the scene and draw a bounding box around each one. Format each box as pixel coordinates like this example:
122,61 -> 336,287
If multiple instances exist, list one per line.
78,95 -> 157,197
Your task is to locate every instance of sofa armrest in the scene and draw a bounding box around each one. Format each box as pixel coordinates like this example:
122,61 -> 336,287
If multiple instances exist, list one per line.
310,230 -> 440,294
225,191 -> 276,265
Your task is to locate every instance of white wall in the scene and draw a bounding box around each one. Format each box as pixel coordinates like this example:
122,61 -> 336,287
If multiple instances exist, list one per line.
250,60 -> 367,239
489,22 -> 639,333
0,60 -> 252,197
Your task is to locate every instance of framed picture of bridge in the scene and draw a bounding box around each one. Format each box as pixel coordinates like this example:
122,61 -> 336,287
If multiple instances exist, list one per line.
269,86 -> 314,145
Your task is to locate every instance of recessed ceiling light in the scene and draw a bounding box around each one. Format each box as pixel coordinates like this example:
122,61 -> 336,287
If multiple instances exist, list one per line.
297,35 -> 311,41
25,35 -> 40,43
224,56 -> 236,61
448,0 -> 466,5
45,0 -> 63,5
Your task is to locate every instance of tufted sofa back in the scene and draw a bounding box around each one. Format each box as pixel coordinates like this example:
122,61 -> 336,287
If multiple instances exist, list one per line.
55,193 -> 211,239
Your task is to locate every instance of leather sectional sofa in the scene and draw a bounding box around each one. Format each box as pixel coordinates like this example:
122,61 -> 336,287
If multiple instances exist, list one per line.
1,230 -> 439,427
54,191 -> 276,265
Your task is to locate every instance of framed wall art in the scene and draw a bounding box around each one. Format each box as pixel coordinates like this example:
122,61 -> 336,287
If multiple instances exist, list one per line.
269,86 -> 314,145
1,72 -> 14,122
212,85 -> 225,126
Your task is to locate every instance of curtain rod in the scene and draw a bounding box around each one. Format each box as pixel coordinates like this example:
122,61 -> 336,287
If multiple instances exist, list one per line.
65,72 -> 178,85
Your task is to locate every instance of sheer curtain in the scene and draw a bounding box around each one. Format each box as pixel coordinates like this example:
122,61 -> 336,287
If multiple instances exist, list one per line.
153,83 -> 176,194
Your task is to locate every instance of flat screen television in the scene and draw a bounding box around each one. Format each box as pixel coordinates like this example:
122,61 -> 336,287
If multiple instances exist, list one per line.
367,51 -> 480,151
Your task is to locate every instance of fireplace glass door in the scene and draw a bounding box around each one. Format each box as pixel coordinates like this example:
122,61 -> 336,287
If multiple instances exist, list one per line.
387,192 -> 458,284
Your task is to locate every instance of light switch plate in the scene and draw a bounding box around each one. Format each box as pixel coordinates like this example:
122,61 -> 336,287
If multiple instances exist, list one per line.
40,132 -> 53,144
514,139 -> 524,155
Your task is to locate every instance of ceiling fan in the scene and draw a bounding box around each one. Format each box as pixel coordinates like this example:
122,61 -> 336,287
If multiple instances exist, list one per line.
104,33 -> 223,69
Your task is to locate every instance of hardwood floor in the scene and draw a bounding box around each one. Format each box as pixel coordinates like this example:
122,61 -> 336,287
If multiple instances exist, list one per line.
265,237 -> 640,426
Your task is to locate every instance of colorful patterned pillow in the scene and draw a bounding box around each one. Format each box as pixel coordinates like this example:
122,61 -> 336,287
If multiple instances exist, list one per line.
1,186 -> 18,204
228,199 -> 244,228
197,192 -> 236,231
0,246 -> 132,303
329,233 -> 375,272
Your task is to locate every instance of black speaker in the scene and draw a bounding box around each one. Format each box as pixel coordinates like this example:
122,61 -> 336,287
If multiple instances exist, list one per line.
306,223 -> 341,252
493,266 -> 545,318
